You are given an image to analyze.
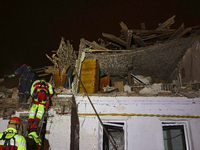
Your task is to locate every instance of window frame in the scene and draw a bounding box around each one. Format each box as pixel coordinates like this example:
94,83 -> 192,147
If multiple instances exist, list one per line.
161,121 -> 191,150
98,120 -> 127,150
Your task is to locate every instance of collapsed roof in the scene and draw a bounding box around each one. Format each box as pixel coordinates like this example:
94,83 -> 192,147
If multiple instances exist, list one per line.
85,35 -> 198,80
81,15 -> 200,82
35,15 -> 200,88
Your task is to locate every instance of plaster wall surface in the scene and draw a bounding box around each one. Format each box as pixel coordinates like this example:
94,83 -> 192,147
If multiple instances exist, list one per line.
45,109 -> 71,150
0,111 -> 29,133
75,96 -> 200,150
0,118 -> 9,132
1,97 -> 200,150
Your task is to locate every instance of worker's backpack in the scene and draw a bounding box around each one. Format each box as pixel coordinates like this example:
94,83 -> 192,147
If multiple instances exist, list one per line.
0,132 -> 17,150
33,81 -> 49,102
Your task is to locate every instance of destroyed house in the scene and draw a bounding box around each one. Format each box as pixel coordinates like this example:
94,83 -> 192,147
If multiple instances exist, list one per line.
1,16 -> 200,150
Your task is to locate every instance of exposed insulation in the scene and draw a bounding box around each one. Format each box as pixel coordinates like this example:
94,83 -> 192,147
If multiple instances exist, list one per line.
79,59 -> 98,93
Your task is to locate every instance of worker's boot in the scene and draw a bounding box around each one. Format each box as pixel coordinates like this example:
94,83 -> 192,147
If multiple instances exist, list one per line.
22,93 -> 29,103
18,94 -> 23,103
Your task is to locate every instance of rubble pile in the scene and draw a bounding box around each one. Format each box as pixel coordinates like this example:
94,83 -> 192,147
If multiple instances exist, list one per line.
83,15 -> 200,51
1,15 -> 200,111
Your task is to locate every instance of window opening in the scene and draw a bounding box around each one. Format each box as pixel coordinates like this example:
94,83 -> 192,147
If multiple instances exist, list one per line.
162,121 -> 190,150
103,122 -> 124,150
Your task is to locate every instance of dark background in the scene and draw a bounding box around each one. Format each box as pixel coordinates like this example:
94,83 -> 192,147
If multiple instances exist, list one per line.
0,0 -> 200,88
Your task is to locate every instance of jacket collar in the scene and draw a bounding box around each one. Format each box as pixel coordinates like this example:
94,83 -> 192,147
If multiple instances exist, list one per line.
6,128 -> 18,134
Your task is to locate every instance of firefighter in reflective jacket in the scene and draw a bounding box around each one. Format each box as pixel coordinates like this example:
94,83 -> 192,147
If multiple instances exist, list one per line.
0,117 -> 26,150
8,64 -> 35,103
28,79 -> 53,132
28,132 -> 42,150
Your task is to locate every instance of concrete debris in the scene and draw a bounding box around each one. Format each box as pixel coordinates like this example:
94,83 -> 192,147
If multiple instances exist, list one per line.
103,85 -> 114,92
0,92 -> 6,99
139,83 -> 166,95
54,87 -> 65,94
133,75 -> 151,84
124,85 -> 131,93
54,87 -> 72,95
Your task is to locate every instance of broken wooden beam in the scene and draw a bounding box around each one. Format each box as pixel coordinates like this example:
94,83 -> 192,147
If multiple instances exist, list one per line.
126,30 -> 133,49
155,15 -> 175,31
168,23 -> 185,40
130,29 -> 175,35
173,27 -> 192,39
85,40 -> 109,50
102,33 -> 127,47
119,22 -> 133,49
46,54 -> 58,69
133,34 -> 146,47
33,67 -> 45,71
38,73 -> 50,77
143,32 -> 174,41
119,21 -> 128,40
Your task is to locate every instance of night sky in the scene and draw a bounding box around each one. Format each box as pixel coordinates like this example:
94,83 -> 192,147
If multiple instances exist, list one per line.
0,0 -> 200,88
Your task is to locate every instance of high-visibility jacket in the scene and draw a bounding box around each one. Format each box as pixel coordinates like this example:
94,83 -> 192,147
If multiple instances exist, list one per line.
0,128 -> 26,150
28,132 -> 41,150
30,80 -> 53,102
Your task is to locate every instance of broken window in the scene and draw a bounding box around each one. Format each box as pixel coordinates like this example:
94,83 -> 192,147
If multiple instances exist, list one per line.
101,121 -> 125,150
162,121 -> 190,150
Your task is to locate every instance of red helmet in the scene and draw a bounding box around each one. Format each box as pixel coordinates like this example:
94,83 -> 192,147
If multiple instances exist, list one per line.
21,64 -> 27,67
9,117 -> 20,126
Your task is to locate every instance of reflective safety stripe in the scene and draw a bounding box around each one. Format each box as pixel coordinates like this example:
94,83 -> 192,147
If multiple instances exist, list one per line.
0,135 -> 26,147
0,140 -> 4,144
29,114 -> 35,116
14,135 -> 19,139
16,141 -> 26,147
36,113 -> 43,117
37,110 -> 44,113
30,111 -> 35,113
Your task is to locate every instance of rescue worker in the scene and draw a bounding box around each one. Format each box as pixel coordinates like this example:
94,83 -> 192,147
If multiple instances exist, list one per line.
8,64 -> 35,103
28,78 -> 53,134
0,117 -> 26,150
28,132 -> 42,150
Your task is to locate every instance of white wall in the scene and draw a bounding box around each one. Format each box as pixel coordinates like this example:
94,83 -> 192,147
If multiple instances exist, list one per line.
45,109 -> 71,150
0,111 -> 29,133
1,96 -> 200,150
0,118 -> 9,132
75,96 -> 200,150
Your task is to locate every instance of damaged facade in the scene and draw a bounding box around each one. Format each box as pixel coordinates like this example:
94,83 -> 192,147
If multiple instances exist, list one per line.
1,16 -> 200,150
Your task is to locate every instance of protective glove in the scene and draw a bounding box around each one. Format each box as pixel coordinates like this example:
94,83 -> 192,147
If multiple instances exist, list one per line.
8,74 -> 15,78
28,131 -> 42,144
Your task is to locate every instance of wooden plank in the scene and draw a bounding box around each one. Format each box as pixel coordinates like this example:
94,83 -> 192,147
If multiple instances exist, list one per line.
126,30 -> 133,49
72,38 -> 85,93
85,40 -> 109,50
100,76 -> 110,92
38,73 -> 50,77
128,72 -> 134,86
102,33 -> 127,47
133,34 -> 146,47
119,21 -> 128,40
143,32 -> 173,41
173,27 -> 192,39
168,23 -> 185,40
155,15 -> 175,31
114,81 -> 124,92
131,29 -> 175,34
141,23 -> 146,30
